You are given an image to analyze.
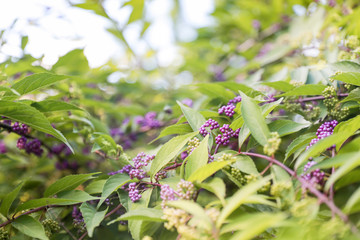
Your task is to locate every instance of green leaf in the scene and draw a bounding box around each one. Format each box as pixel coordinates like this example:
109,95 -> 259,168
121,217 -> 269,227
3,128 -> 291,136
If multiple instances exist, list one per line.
0,182 -> 24,217
224,213 -> 286,240
109,208 -> 164,224
240,92 -> 270,146
16,198 -> 82,212
188,159 -> 234,183
216,176 -> 271,227
332,72 -> 360,86
308,153 -> 358,171
276,84 -> 326,97
0,100 -> 73,151
85,180 -> 106,194
151,124 -> 193,143
12,215 -> 48,240
149,131 -> 198,179
196,83 -> 235,101
331,61 -> 360,72
177,101 -> 206,131
344,187 -> 360,214
285,133 -> 316,160
11,73 -> 68,95
166,200 -> 212,231
325,152 -> 360,191
197,177 -> 226,204
340,88 -> 360,103
44,173 -> 98,197
128,189 -> 153,240
126,0 -> 145,24
80,202 -> 108,237
269,120 -> 310,137
262,81 -> 295,92
232,154 -> 259,175
333,115 -> 360,151
31,100 -> 84,113
185,135 -> 209,179
97,174 -> 131,208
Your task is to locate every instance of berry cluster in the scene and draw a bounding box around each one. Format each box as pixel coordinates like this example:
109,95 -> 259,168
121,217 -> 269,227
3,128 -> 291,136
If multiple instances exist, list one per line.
270,182 -> 292,197
11,122 -> 29,135
218,96 -> 242,117
42,219 -> 60,237
245,174 -> 271,192
72,206 -> 85,232
55,160 -> 79,171
263,132 -> 281,156
16,137 -> 44,156
135,112 -> 161,130
50,144 -> 72,156
0,228 -> 9,240
128,152 -> 154,180
154,170 -> 167,182
307,120 -> 338,150
160,184 -> 177,208
176,179 -> 195,200
215,124 -> 239,146
322,86 -> 349,120
199,119 -> 219,137
108,164 -> 134,175
302,161 -> 325,185
185,137 -> 200,153
128,182 -> 142,202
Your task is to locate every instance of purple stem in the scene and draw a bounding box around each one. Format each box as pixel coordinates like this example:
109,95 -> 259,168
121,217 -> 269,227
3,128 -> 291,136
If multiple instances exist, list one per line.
239,152 -> 353,227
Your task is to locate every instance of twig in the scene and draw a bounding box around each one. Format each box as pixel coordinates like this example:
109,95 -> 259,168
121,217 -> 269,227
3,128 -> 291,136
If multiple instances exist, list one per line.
164,163 -> 182,171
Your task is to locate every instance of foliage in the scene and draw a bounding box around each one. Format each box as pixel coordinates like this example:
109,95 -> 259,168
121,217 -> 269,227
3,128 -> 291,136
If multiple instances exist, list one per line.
1,0 -> 360,239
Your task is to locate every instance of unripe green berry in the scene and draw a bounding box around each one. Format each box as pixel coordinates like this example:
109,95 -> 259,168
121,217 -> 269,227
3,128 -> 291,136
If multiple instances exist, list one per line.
270,182 -> 292,197
346,35 -> 359,49
0,228 -> 9,240
264,132 -> 281,156
186,137 -> 200,154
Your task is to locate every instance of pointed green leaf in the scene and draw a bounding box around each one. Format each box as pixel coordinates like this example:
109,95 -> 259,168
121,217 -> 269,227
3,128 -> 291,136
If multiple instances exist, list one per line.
0,182 -> 24,217
177,101 -> 206,131
344,187 -> 360,214
332,72 -> 360,86
240,92 -> 270,146
188,159 -> 234,183
109,208 -> 165,224
97,174 -> 131,208
149,131 -> 198,179
31,100 -> 84,113
216,176 -> 271,227
185,135 -> 209,179
277,84 -> 326,97
12,215 -> 48,240
285,133 -> 315,160
11,73 -> 68,95
0,100 -> 72,151
197,177 -> 226,204
80,202 -> 108,237
44,173 -> 98,197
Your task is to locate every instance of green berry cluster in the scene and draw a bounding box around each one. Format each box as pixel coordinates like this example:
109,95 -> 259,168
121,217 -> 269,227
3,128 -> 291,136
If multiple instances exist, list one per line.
0,228 -> 9,240
245,174 -> 271,192
284,101 -> 301,113
346,35 -> 359,49
217,153 -> 236,171
163,208 -> 189,230
205,208 -> 220,223
230,167 -> 246,184
322,86 -> 349,120
270,182 -> 292,197
42,219 -> 60,237
322,86 -> 338,108
302,104 -> 320,121
264,132 -> 281,156
186,137 -> 200,154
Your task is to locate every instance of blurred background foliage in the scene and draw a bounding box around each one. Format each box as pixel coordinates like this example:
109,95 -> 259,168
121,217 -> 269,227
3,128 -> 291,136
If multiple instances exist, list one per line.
0,0 -> 360,239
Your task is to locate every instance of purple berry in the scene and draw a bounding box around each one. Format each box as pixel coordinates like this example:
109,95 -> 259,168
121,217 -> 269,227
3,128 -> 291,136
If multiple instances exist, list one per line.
302,161 -> 325,184
128,183 -> 142,202
17,136 -> 27,150
199,119 -> 220,137
0,141 -> 6,154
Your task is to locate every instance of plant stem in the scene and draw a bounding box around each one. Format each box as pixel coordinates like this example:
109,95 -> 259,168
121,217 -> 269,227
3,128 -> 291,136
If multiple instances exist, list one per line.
164,162 -> 182,171
239,151 -> 356,231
